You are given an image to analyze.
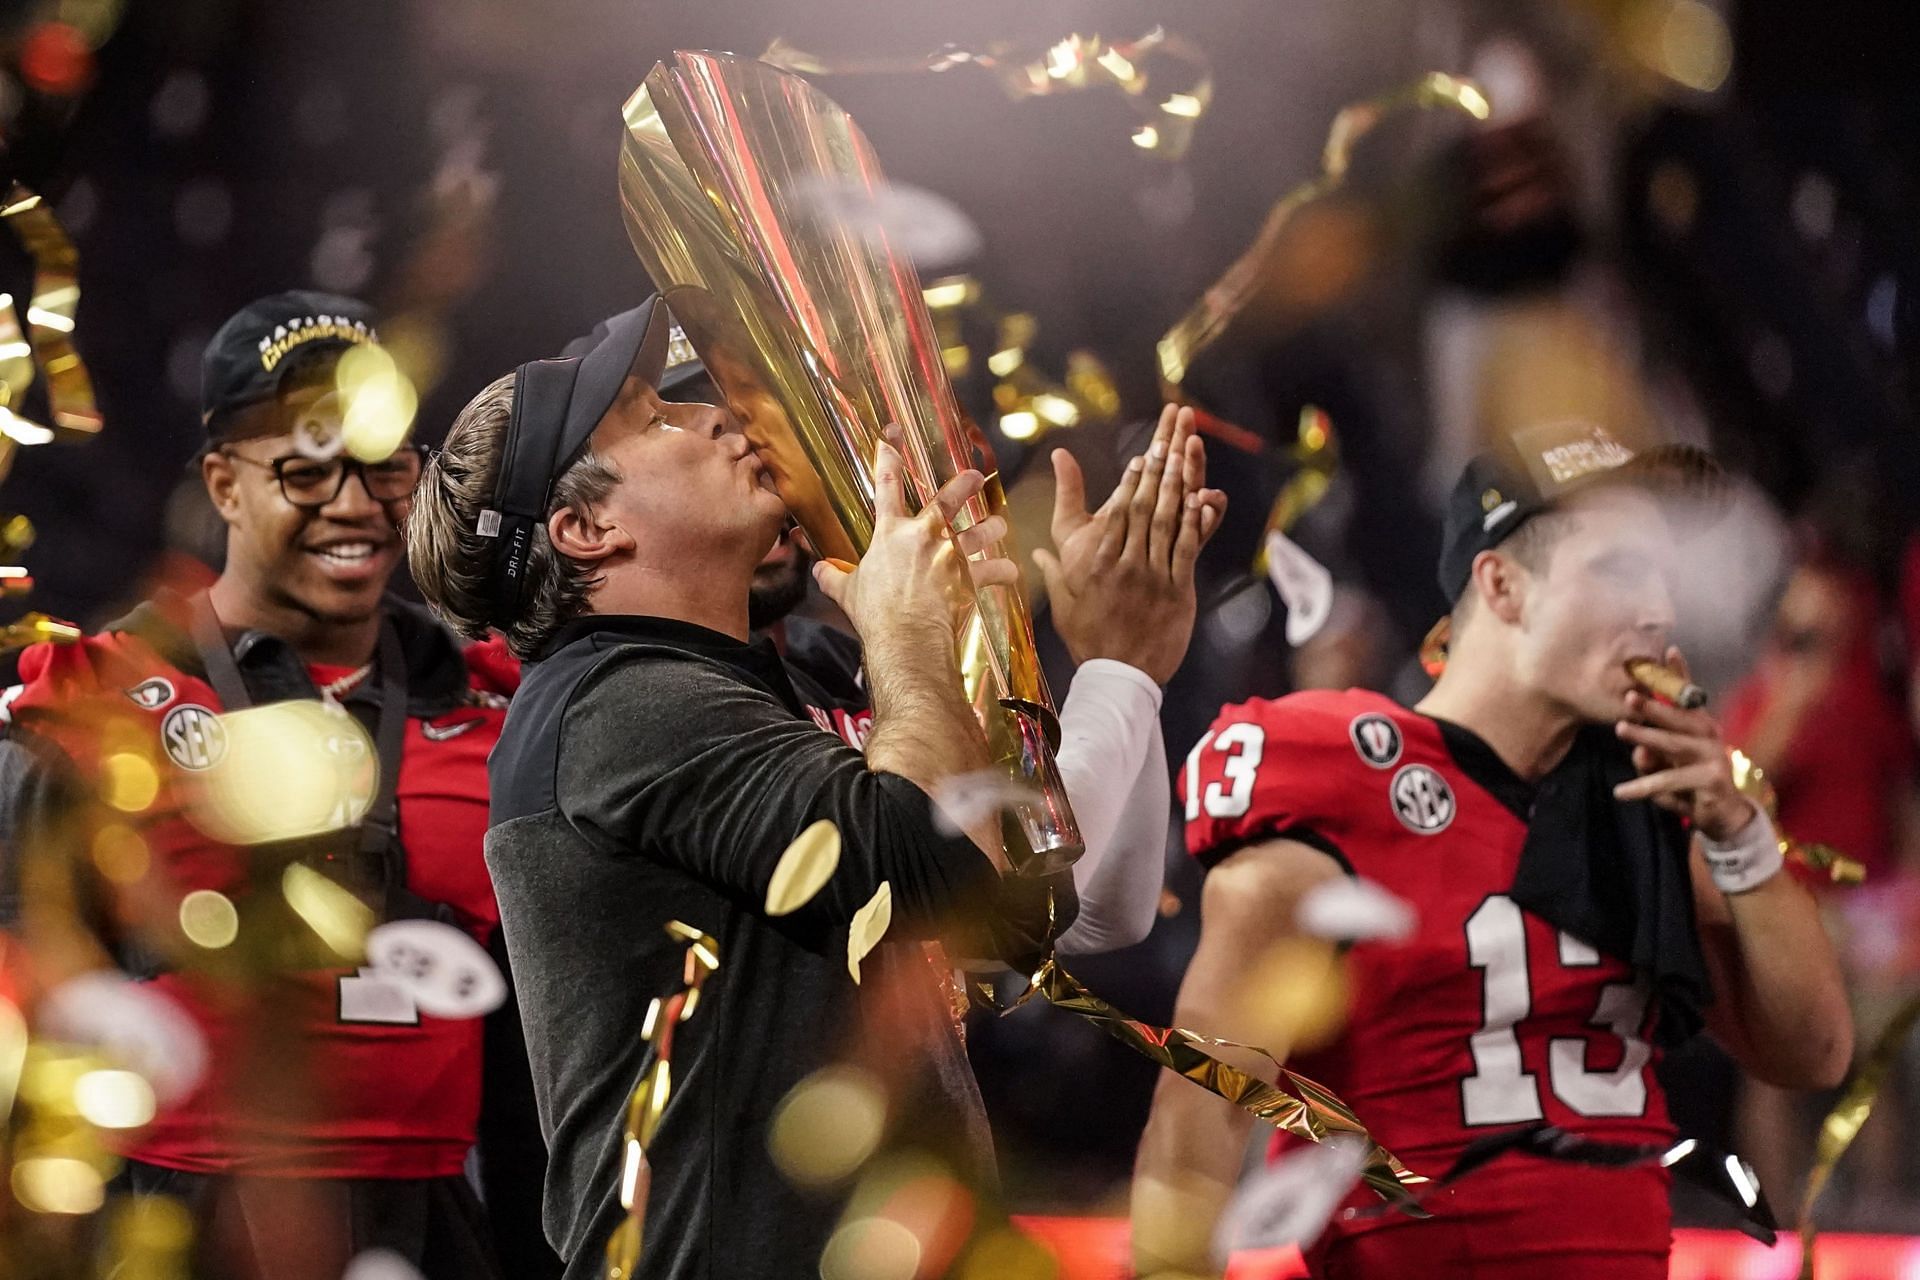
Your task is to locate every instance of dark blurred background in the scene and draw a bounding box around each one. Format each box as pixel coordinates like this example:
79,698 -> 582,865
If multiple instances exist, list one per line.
1,0 -> 1918,1231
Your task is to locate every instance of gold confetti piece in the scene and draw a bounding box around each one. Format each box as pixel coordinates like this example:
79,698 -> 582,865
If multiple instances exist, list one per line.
847,882 -> 894,985
1730,749 -> 1866,887
767,819 -> 842,916
0,611 -> 80,649
763,28 -> 1213,160
603,922 -> 720,1280
1159,72 -> 1488,390
281,863 -> 376,963
1799,991 -> 1920,1279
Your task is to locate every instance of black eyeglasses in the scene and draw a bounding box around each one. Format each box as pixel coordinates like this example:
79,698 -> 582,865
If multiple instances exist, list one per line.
223,445 -> 425,510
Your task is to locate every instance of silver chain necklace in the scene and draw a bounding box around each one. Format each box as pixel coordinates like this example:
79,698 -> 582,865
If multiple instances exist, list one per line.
317,661 -> 374,704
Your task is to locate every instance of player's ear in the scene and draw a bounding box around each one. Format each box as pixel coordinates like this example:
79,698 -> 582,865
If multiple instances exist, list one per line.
548,499 -> 631,565
1469,549 -> 1526,626
203,449 -> 244,524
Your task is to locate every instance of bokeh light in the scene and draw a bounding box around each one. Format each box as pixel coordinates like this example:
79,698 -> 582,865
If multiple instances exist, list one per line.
191,700 -> 375,845
819,1215 -> 921,1280
91,823 -> 150,884
768,1065 -> 887,1187
177,889 -> 238,950
11,1155 -> 105,1215
100,752 -> 159,813
74,1068 -> 156,1129
336,343 -> 419,462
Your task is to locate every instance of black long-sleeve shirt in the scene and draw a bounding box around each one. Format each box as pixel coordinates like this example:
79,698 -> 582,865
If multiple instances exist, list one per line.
485,614 -> 1070,1279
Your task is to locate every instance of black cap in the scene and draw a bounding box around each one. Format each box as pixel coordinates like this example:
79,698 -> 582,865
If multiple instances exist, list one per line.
1437,421 -> 1722,604
476,295 -> 671,631
201,290 -> 379,431
565,312 -> 707,396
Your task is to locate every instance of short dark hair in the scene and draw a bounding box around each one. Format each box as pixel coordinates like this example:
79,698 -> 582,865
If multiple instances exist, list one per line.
1450,507 -> 1576,628
406,372 -> 622,660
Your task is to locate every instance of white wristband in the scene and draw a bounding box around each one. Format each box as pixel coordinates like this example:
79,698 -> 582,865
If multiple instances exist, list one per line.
1700,803 -> 1785,895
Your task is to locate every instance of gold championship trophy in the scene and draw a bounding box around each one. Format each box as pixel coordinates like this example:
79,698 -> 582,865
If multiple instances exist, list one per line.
620,52 -> 1081,875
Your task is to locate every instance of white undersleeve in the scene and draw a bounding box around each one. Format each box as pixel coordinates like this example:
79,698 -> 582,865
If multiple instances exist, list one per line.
1051,659 -> 1170,955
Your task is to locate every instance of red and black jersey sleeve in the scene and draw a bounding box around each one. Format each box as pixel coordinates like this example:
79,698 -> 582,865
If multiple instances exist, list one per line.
1180,689 -> 1383,871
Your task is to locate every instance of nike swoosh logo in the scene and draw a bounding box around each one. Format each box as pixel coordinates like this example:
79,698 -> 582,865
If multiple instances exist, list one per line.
421,719 -> 482,742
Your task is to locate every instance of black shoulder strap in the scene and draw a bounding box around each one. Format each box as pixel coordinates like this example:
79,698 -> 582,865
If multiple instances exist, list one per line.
187,593 -> 253,711
362,619 -> 407,869
187,594 -> 419,912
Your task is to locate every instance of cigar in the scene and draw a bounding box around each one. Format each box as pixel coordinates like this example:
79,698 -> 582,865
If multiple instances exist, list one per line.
1626,659 -> 1708,709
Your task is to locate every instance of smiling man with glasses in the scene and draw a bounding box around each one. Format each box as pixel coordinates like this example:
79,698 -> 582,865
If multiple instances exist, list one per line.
0,292 -> 559,1279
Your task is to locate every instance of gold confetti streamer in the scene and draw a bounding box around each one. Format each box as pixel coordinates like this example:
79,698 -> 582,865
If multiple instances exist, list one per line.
1798,991 -> 1920,1279
766,820 -> 842,917
605,921 -> 720,1280
1251,406 -> 1338,578
1,185 -> 100,440
986,948 -> 1426,1213
763,28 -> 1213,160
1158,72 -> 1489,390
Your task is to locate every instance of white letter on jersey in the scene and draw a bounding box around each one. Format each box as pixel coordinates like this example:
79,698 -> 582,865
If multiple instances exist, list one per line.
1461,895 -> 1545,1125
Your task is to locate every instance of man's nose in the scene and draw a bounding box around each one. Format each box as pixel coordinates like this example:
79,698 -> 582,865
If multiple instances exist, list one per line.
320,465 -> 384,520
694,402 -> 732,441
1638,575 -> 1678,638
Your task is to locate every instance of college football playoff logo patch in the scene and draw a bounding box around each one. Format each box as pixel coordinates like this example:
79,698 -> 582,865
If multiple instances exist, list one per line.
125,678 -> 176,711
1390,764 -> 1455,834
161,704 -> 227,771
1348,713 -> 1403,769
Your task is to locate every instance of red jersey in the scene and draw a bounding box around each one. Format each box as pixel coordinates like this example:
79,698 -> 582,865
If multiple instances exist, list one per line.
2,604 -> 516,1178
1182,688 -> 1673,1276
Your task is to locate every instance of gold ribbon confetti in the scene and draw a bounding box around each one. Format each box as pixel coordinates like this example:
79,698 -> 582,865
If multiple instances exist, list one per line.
0,185 -> 99,442
1729,749 -> 1866,887
1250,406 -> 1338,578
605,921 -> 721,1280
987,949 -> 1426,1213
763,28 -> 1213,160
1158,72 -> 1489,390
922,273 -> 1120,445
1798,991 -> 1920,1279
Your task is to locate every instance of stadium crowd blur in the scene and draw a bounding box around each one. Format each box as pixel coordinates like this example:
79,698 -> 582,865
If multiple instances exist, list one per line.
1,0 -> 1918,1256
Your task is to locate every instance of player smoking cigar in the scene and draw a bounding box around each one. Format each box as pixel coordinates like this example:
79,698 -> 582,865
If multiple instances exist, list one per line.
1625,657 -> 1708,709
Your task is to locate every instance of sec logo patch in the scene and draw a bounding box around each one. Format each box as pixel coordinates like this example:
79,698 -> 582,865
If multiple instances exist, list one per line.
1348,713 -> 1403,769
1390,764 -> 1455,834
161,704 -> 227,771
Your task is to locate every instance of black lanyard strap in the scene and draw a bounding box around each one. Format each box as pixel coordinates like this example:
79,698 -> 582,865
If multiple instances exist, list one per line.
186,594 -> 412,904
